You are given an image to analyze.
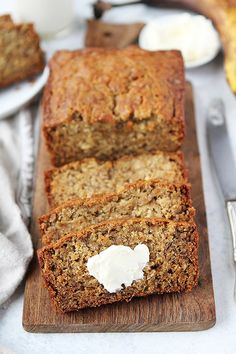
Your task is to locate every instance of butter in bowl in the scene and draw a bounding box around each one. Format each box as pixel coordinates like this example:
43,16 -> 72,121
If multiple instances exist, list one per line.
139,13 -> 221,68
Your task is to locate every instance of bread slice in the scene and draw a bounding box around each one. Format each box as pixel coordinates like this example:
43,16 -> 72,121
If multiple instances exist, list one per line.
42,47 -> 185,166
38,218 -> 199,312
39,179 -> 195,245
0,14 -> 44,88
45,150 -> 187,207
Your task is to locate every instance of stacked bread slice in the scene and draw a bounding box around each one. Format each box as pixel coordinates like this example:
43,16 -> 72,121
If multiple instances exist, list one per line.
39,179 -> 195,245
37,47 -> 199,313
45,151 -> 187,208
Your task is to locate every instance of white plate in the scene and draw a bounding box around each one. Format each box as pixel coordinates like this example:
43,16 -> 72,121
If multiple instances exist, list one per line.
139,13 -> 221,69
0,66 -> 49,120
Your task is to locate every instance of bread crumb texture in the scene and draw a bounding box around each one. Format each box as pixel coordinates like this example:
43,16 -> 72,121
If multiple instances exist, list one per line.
39,179 -> 195,245
0,15 -> 44,88
38,218 -> 199,312
45,151 -> 187,207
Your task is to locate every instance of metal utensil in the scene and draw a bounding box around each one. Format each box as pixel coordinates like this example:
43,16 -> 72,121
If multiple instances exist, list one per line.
207,98 -> 236,301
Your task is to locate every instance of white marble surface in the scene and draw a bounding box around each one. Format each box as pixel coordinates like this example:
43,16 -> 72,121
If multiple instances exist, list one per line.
1,1 -> 236,353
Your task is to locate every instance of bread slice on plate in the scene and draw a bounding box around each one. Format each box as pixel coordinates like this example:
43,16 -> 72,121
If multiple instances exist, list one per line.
0,14 -> 44,88
39,179 -> 195,245
45,150 -> 187,208
38,218 -> 199,312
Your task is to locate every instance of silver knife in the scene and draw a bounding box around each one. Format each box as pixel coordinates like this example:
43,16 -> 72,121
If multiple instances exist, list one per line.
207,98 -> 236,301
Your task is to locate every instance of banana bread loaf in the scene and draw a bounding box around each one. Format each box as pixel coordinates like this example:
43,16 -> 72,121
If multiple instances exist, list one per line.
0,15 -> 44,88
45,150 -> 187,207
39,179 -> 195,245
38,218 -> 199,312
42,47 -> 185,166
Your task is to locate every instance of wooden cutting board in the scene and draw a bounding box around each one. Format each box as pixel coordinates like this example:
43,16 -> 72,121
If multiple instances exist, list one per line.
23,83 -> 216,332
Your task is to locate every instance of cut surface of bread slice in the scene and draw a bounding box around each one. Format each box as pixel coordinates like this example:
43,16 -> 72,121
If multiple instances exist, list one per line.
39,179 -> 195,245
38,218 -> 199,312
45,150 -> 187,207
0,14 -> 44,88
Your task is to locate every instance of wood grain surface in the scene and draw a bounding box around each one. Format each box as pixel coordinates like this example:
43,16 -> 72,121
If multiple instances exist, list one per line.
22,83 -> 216,333
85,20 -> 144,48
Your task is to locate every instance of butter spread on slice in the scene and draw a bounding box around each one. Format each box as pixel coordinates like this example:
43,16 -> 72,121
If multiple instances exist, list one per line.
87,244 -> 149,293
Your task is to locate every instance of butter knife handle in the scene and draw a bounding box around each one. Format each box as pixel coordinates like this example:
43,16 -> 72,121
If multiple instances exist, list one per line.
226,201 -> 236,261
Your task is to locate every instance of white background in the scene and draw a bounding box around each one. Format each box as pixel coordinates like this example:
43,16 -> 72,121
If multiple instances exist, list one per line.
1,1 -> 236,353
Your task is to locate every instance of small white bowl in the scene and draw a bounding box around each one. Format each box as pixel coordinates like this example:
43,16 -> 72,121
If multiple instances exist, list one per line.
139,13 -> 221,69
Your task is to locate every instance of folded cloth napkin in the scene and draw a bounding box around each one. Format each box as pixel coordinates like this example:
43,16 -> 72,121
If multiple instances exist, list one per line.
0,109 -> 34,306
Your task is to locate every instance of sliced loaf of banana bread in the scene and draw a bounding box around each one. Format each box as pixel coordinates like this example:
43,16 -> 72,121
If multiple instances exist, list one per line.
45,150 -> 187,207
39,179 -> 195,245
38,218 -> 199,312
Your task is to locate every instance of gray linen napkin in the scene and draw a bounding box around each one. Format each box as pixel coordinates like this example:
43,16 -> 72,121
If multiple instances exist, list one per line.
0,109 -> 34,306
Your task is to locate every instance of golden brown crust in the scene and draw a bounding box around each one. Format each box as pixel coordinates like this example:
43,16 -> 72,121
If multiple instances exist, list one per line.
0,15 -> 13,25
42,47 -> 185,166
0,15 -> 45,88
37,217 -> 199,312
44,169 -> 56,208
43,46 -> 185,127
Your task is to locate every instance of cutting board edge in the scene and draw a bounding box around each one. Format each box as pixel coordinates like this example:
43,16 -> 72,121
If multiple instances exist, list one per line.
22,317 -> 216,333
